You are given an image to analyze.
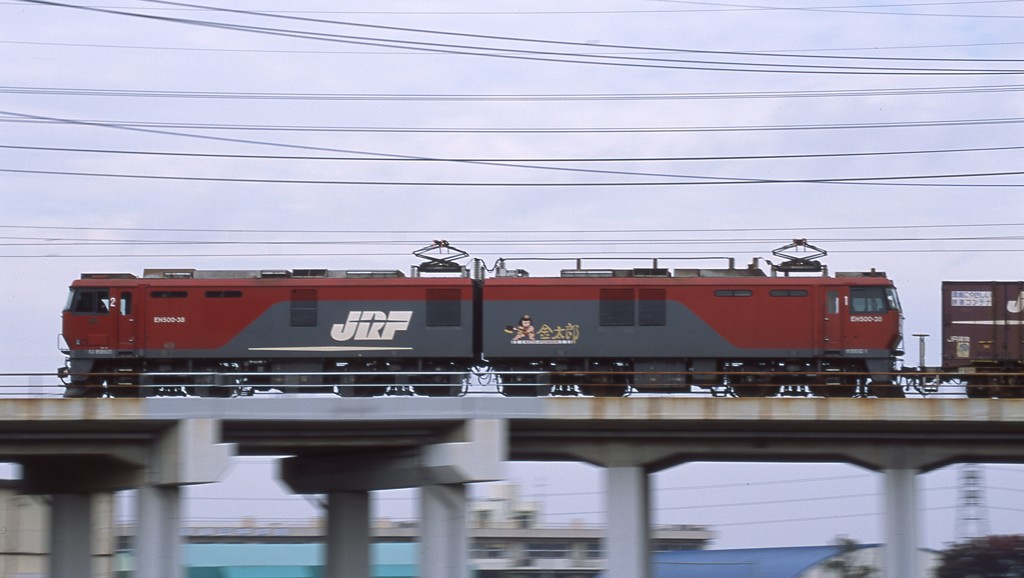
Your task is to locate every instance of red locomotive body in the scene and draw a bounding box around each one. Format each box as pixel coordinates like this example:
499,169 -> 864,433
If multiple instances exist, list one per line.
60,268 -> 475,397
57,243 -> 907,398
482,264 -> 903,397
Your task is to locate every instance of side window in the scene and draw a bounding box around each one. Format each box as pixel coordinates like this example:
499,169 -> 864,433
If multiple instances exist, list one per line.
71,289 -> 111,314
426,289 -> 461,327
152,291 -> 188,298
714,289 -> 752,297
600,289 -> 635,326
826,290 -> 839,315
120,292 -> 132,315
850,287 -> 888,313
291,289 -> 318,327
770,289 -> 808,297
205,290 -> 243,298
638,288 -> 666,326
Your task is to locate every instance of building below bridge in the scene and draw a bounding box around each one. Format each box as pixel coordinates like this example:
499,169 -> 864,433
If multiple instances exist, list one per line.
2,481 -> 712,578
0,478 -> 942,578
128,483 -> 713,578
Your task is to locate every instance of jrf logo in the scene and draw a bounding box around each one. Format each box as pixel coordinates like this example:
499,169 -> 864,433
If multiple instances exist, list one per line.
1009,291 -> 1024,314
331,311 -> 413,341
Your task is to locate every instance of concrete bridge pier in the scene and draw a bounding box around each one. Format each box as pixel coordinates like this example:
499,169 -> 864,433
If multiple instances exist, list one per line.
136,485 -> 183,578
540,442 -> 664,578
49,493 -> 94,578
605,466 -> 651,578
12,417 -> 234,578
421,483 -> 469,578
135,419 -> 234,578
326,491 -> 372,578
281,418 -> 507,578
883,467 -> 919,578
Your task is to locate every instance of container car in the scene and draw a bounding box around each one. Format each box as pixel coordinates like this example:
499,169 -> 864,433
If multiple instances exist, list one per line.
942,281 -> 1024,397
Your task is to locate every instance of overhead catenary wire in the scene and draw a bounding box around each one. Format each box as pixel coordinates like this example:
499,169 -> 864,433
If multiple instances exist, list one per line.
7,0 -> 1024,18
7,84 -> 1024,100
5,115 -> 1024,133
4,110 -> 1022,188
3,233 -> 1024,248
12,0 -> 1024,75
3,37 -> 1024,56
5,142 -> 1024,163
3,248 -> 1023,259
5,166 -> 1024,187
2,222 -> 1020,235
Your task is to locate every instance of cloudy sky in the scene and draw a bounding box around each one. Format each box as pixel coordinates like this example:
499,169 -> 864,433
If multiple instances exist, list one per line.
3,0 -> 1024,551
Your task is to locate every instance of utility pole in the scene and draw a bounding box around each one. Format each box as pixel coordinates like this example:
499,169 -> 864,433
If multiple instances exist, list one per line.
955,464 -> 990,541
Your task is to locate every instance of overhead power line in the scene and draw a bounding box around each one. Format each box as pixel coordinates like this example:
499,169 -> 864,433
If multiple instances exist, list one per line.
9,0 -> 1024,17
2,222 -> 1019,235
125,0 -> 1024,63
3,38 -> 1023,56
3,249 -> 1023,260
5,84 -> 1024,100
4,167 -> 1023,187
4,109 -> 1015,186
14,0 -> 1024,75
4,115 -> 1024,133
5,143 -> 1023,163
3,234 -> 1023,248
3,115 -> 1024,134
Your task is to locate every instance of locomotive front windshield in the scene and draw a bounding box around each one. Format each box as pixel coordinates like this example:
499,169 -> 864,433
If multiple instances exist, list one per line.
850,286 -> 901,313
65,288 -> 110,314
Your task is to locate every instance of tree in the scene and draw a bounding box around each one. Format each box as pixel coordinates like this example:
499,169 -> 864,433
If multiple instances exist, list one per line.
821,536 -> 878,578
936,535 -> 1024,578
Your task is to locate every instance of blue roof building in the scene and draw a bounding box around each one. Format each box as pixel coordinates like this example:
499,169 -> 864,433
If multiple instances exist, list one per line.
651,545 -> 848,578
183,543 -> 418,578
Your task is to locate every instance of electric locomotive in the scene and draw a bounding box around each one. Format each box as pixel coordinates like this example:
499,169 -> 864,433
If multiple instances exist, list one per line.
58,240 -> 906,398
483,258 -> 903,398
59,263 -> 474,398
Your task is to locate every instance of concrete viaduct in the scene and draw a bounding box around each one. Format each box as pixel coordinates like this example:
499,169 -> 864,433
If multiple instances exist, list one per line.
3,396 -> 1024,578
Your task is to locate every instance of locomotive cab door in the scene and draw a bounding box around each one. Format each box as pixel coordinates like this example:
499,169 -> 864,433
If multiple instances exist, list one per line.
113,289 -> 139,353
822,288 -> 844,353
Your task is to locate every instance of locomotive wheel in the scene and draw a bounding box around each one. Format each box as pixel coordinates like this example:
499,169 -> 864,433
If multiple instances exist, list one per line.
809,382 -> 857,398
335,384 -> 388,398
107,385 -> 142,398
190,385 -> 235,398
579,385 -> 628,397
500,381 -> 551,397
412,384 -> 463,397
64,379 -> 104,398
869,381 -> 905,398
965,376 -> 1014,399
501,384 -> 548,397
1003,382 -> 1024,399
499,371 -> 549,397
732,385 -> 777,398
965,385 -> 990,398
730,373 -> 778,398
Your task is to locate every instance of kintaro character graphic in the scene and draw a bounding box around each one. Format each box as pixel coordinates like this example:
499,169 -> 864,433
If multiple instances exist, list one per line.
504,314 -> 536,341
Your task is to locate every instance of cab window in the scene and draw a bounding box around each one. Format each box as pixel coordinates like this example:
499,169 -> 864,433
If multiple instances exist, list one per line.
886,287 -> 902,312
68,289 -> 111,314
850,287 -> 889,313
